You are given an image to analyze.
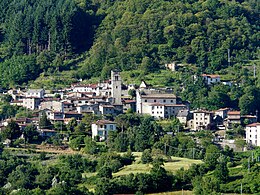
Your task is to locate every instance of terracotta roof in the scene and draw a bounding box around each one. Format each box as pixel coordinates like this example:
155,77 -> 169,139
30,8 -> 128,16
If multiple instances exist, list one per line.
228,111 -> 240,115
217,108 -> 230,111
193,109 -> 213,114
101,105 -> 114,108
246,123 -> 260,127
63,101 -> 73,105
150,103 -> 165,106
42,98 -> 60,101
64,112 -> 82,115
202,74 -> 220,78
242,115 -> 257,118
72,83 -> 98,88
11,100 -> 23,103
94,120 -> 116,125
167,104 -> 186,107
123,100 -> 136,103
142,94 -> 176,99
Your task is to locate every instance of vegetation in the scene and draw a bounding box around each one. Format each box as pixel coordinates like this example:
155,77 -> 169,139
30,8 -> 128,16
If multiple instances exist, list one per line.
0,0 -> 259,194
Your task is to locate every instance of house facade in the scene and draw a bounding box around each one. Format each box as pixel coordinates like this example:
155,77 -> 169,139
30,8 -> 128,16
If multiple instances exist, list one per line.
202,74 -> 220,85
192,110 -> 214,131
91,120 -> 117,141
245,123 -> 260,146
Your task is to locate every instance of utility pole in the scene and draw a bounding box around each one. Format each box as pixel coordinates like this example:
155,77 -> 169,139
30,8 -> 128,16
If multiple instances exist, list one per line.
240,183 -> 243,195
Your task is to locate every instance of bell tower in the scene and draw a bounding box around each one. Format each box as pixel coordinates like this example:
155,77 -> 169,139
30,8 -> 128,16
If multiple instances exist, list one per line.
111,70 -> 122,105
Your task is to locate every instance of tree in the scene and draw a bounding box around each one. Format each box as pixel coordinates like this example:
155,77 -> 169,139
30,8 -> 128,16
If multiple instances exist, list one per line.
214,158 -> 229,182
7,164 -> 38,190
192,175 -> 220,195
1,120 -> 21,140
97,166 -> 112,179
66,118 -> 78,132
141,149 -> 153,164
39,113 -> 52,129
69,136 -> 84,151
84,136 -> 98,154
204,144 -> 221,170
24,124 -> 39,143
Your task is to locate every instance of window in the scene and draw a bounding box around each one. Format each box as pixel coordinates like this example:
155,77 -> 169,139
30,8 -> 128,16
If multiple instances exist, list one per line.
163,100 -> 166,103
171,100 -> 173,103
154,100 -> 156,102
115,76 -> 119,81
110,125 -> 113,130
144,100 -> 147,102
152,106 -> 154,110
104,125 -> 107,128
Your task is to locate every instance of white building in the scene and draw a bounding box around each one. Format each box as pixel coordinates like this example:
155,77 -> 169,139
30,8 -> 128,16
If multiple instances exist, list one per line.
202,74 -> 220,85
25,89 -> 45,98
215,108 -> 230,119
245,123 -> 260,146
71,84 -> 99,93
91,120 -> 117,141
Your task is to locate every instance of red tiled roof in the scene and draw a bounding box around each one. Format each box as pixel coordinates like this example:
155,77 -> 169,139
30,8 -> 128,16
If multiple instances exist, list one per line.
242,115 -> 257,118
123,100 -> 136,103
228,111 -> 240,115
94,120 -> 116,125
202,74 -> 220,78
246,123 -> 260,127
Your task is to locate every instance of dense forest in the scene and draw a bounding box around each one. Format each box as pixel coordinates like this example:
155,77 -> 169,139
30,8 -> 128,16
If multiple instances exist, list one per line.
0,0 -> 259,87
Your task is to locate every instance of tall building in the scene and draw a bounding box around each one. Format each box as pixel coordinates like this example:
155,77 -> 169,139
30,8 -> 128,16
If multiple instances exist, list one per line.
111,70 -> 122,105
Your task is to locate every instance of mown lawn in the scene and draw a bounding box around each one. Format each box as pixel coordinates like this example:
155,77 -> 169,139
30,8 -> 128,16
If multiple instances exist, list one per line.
114,152 -> 202,177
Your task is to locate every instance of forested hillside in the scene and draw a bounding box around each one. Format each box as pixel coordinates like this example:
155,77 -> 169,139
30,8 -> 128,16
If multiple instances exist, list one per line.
80,0 -> 259,79
0,0 -> 259,87
0,0 -> 96,87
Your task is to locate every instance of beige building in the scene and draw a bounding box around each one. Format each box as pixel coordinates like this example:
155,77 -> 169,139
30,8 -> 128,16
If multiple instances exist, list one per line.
39,101 -> 64,112
111,70 -> 122,105
136,90 -> 187,119
22,97 -> 41,110
192,110 -> 214,130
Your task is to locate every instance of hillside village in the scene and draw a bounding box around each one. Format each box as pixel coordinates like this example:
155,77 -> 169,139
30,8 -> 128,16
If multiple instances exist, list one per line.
0,70 -> 258,150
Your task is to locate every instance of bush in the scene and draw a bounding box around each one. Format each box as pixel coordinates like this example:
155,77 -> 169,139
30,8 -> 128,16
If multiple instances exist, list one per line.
141,149 -> 153,164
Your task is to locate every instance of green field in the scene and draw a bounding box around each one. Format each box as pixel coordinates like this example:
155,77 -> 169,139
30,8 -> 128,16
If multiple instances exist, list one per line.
113,152 -> 202,177
148,190 -> 193,195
